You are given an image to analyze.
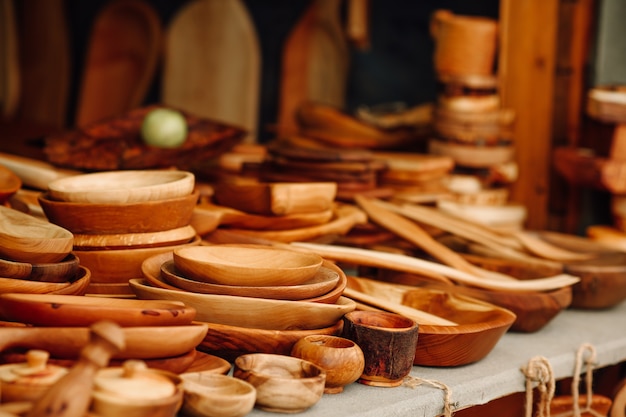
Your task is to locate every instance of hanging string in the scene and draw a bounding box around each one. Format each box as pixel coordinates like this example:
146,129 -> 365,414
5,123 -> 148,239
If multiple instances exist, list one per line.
521,355 -> 556,417
403,375 -> 454,417
569,343 -> 604,417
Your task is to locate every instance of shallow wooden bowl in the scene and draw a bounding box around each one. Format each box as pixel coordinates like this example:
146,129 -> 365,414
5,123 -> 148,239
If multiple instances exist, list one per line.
0,205 -> 73,264
198,320 -> 344,361
0,323 -> 209,360
0,253 -> 79,283
233,353 -> 325,413
346,276 -> 516,366
180,373 -> 257,417
173,244 -> 324,287
160,259 -> 340,301
47,169 -> 195,204
0,275 -> 71,294
0,164 -> 21,203
129,277 -> 356,331
39,191 -> 199,234
0,293 -> 196,327
48,265 -> 91,296
73,225 -> 197,251
213,181 -> 336,216
75,235 -> 201,284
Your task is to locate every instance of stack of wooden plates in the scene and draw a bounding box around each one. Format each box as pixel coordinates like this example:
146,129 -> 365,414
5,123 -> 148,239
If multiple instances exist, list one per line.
39,170 -> 201,296
134,244 -> 355,360
0,205 -> 90,296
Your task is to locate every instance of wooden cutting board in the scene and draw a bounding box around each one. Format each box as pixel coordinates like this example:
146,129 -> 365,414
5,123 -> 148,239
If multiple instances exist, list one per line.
163,0 -> 260,143
75,0 -> 162,127
278,0 -> 349,136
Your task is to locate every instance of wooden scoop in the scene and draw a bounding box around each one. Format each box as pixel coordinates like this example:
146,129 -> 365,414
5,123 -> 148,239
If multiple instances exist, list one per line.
26,320 -> 125,417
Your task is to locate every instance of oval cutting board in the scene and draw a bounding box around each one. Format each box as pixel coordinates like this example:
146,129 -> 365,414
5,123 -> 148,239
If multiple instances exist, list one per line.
163,0 -> 260,143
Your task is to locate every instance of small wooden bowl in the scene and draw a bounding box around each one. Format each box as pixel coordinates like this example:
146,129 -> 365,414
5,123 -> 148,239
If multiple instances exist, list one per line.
130,277 -> 356,331
0,293 -> 197,327
0,205 -> 73,264
180,373 -> 257,417
39,191 -> 199,234
213,181 -> 336,216
0,164 -> 21,204
161,259 -> 340,301
91,360 -> 183,417
47,169 -> 195,204
0,253 -> 80,283
48,265 -> 92,296
0,323 -> 209,360
73,225 -> 197,251
291,335 -> 364,394
173,244 -> 324,287
75,235 -> 201,284
198,320 -> 344,362
233,353 -> 326,413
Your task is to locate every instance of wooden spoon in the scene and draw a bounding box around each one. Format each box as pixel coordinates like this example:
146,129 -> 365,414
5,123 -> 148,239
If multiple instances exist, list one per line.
290,242 -> 580,292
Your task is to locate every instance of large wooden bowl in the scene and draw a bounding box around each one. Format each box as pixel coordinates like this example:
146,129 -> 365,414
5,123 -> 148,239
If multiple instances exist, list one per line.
173,244 -> 324,286
73,225 -> 197,251
0,205 -> 73,264
160,259 -> 340,302
198,320 -> 343,362
39,191 -> 199,234
0,293 -> 197,327
47,169 -> 195,204
346,276 -> 516,366
74,235 -> 201,284
129,278 -> 356,331
0,323 -> 209,359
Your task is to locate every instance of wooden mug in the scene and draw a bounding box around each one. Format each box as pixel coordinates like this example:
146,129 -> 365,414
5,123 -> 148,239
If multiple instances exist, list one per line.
430,9 -> 498,77
342,310 -> 419,387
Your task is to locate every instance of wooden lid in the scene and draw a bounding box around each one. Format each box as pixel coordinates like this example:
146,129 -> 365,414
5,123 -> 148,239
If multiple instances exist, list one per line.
94,360 -> 176,400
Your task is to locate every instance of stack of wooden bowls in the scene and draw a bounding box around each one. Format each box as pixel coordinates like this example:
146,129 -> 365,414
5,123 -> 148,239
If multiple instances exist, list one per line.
38,169 -> 201,296
0,205 -> 90,296
132,244 -> 356,361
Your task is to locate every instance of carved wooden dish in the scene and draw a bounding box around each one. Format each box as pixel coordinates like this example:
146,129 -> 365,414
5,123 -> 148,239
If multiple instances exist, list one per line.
0,323 -> 209,360
0,164 -> 21,204
73,225 -> 197,251
173,244 -> 324,287
0,205 -> 73,264
180,373 -> 257,417
47,169 -> 195,204
39,191 -> 199,234
346,276 -> 516,366
48,265 -> 92,296
0,253 -> 79,283
0,293 -> 196,327
129,277 -> 355,331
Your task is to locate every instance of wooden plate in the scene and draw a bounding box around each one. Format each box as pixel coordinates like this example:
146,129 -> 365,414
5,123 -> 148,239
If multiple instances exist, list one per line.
129,278 -> 356,331
0,164 -> 21,203
0,293 -> 196,327
73,225 -> 197,250
346,276 -> 516,366
0,323 -> 209,360
47,170 -> 195,204
160,259 -> 339,301
428,139 -> 515,168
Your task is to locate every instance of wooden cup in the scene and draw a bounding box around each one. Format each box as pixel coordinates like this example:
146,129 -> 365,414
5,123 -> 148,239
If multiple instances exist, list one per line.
342,310 -> 419,387
430,9 -> 498,77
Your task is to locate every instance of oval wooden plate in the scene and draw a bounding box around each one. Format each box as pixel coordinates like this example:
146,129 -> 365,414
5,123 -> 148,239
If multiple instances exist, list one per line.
73,225 -> 197,250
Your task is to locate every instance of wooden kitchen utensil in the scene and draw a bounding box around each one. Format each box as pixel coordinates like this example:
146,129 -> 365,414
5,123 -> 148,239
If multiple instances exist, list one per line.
75,0 -> 161,126
163,0 -> 260,143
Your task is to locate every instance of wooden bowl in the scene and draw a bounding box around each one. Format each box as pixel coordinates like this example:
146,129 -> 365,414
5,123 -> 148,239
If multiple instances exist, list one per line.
73,225 -> 197,251
0,164 -> 21,204
48,265 -> 92,296
180,373 -> 257,417
129,278 -> 356,331
75,235 -> 201,284
91,360 -> 183,417
39,191 -> 199,234
0,205 -> 73,264
291,335 -> 364,394
213,181 -> 336,216
160,259 -> 340,301
233,353 -> 326,413
198,320 -> 344,361
0,293 -> 197,327
0,253 -> 79,283
0,275 -> 71,294
346,276 -> 516,366
173,244 -> 324,287
47,169 -> 195,204
0,323 -> 209,360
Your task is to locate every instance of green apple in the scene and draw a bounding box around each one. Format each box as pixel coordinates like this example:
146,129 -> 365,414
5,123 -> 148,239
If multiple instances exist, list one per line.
141,108 -> 188,148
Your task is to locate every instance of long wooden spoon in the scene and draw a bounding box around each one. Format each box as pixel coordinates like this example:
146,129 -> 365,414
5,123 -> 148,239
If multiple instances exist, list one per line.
290,242 -> 580,292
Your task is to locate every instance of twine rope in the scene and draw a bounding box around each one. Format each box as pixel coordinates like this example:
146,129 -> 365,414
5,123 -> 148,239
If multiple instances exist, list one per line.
404,375 -> 454,417
567,343 -> 603,417
522,355 -> 556,417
